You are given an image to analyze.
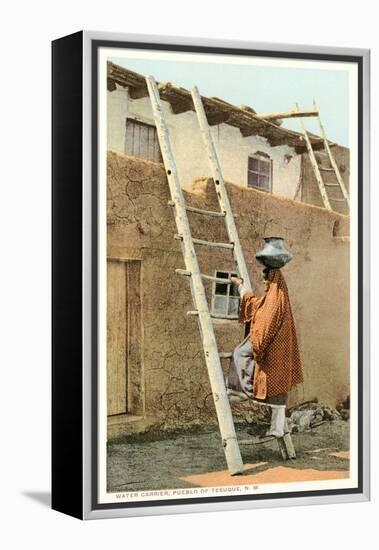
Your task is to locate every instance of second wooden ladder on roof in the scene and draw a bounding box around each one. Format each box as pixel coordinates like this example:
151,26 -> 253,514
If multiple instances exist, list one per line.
296,100 -> 350,212
146,75 -> 296,475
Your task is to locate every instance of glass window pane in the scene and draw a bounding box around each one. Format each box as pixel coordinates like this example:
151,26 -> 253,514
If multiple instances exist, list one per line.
230,285 -> 240,297
259,175 -> 269,190
259,160 -> 270,175
229,274 -> 240,297
248,157 -> 259,171
215,271 -> 229,295
213,295 -> 227,315
248,171 -> 259,187
228,297 -> 240,317
215,282 -> 228,295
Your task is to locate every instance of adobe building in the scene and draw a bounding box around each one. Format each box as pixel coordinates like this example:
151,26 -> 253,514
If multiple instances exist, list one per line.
107,62 -> 349,215
106,63 -> 350,439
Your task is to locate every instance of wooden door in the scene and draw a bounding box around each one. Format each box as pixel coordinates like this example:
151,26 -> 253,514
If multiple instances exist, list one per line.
107,260 -> 128,416
107,259 -> 143,417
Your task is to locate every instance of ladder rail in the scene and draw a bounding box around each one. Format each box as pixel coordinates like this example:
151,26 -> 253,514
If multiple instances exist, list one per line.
313,100 -> 350,208
191,86 -> 252,291
295,103 -> 332,211
146,75 -> 244,475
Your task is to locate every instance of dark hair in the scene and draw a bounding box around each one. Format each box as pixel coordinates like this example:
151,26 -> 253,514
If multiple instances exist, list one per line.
262,267 -> 271,280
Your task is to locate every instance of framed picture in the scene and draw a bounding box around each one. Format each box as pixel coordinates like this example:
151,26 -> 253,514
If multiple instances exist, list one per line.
52,31 -> 370,520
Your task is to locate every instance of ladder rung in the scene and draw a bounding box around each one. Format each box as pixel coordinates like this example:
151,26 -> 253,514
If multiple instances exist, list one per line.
211,314 -> 238,320
329,198 -> 347,202
175,269 -> 236,285
319,167 -> 335,172
219,352 -> 233,359
187,311 -> 237,320
193,238 -> 234,249
324,183 -> 340,187
176,269 -> 234,285
202,274 -> 233,284
169,200 -> 226,218
186,205 -> 226,217
174,235 -> 234,249
175,269 -> 191,277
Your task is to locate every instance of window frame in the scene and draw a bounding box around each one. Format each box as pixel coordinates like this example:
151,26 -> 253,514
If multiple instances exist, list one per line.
211,270 -> 240,320
124,117 -> 163,163
247,152 -> 273,192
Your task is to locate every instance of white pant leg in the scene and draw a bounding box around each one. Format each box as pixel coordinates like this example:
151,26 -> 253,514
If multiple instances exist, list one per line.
266,406 -> 286,437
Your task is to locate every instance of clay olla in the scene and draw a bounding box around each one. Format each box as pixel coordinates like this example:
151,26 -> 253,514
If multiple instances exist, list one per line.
255,237 -> 293,268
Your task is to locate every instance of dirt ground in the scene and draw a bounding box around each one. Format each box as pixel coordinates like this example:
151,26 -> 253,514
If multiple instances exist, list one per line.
107,419 -> 350,492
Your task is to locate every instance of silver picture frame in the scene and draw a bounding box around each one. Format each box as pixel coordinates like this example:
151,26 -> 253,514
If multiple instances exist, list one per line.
52,30 -> 370,520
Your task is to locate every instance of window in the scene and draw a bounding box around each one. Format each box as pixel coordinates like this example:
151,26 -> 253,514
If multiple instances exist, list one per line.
125,118 -> 162,163
247,153 -> 272,192
211,271 -> 240,319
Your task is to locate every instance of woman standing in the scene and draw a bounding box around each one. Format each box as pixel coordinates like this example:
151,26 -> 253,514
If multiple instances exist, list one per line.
228,268 -> 303,437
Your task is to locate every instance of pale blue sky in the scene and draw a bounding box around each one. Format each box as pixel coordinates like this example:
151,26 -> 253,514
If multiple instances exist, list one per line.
110,55 -> 350,147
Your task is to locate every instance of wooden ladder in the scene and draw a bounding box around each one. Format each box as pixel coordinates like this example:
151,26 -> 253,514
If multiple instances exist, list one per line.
296,101 -> 350,212
146,76 -> 296,474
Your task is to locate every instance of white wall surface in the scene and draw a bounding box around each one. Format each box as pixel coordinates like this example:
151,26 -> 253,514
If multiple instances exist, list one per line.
108,87 -> 301,197
0,2 -> 377,550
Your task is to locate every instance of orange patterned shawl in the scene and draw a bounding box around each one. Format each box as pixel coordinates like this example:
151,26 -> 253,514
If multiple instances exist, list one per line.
238,269 -> 303,399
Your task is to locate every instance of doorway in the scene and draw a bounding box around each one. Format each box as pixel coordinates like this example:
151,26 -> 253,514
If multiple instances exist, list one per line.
107,259 -> 144,418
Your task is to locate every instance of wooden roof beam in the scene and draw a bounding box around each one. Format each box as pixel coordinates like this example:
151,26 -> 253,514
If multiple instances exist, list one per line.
294,139 -> 324,154
168,101 -> 193,115
239,122 -> 272,138
158,82 -> 194,114
206,110 -> 231,126
128,86 -> 149,99
238,105 -> 257,115
240,127 -> 258,138
255,108 -> 319,121
107,61 -> 146,88
107,63 -> 334,150
107,78 -> 117,92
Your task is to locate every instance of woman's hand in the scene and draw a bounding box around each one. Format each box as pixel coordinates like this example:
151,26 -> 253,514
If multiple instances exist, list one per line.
230,276 -> 243,286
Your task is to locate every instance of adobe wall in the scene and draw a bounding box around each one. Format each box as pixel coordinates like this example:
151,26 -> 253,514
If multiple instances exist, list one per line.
108,86 -> 301,197
107,151 -> 350,433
